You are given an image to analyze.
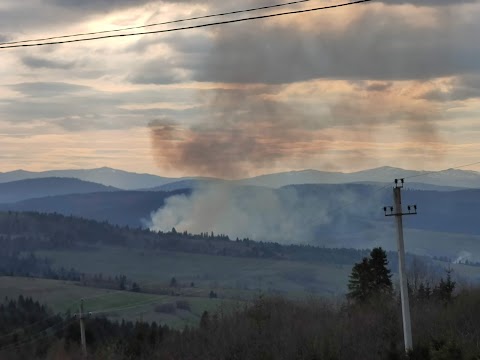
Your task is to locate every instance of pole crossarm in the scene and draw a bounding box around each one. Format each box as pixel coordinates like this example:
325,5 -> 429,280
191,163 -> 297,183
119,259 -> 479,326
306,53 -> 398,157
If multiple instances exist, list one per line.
385,212 -> 417,217
383,204 -> 417,217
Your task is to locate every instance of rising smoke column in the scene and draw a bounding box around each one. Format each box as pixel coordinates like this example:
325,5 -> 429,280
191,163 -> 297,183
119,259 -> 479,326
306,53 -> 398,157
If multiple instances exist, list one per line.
147,8 -> 447,243
149,85 -> 322,179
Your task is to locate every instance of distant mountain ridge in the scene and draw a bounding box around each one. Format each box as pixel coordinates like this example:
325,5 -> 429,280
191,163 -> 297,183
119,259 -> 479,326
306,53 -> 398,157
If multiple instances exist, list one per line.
238,166 -> 480,188
2,166 -> 480,190
0,167 -> 177,190
0,177 -> 119,203
0,189 -> 191,227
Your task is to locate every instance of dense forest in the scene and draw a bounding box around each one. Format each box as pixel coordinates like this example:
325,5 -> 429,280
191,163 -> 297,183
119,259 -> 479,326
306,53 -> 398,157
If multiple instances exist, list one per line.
0,211 -> 374,263
0,211 -> 454,271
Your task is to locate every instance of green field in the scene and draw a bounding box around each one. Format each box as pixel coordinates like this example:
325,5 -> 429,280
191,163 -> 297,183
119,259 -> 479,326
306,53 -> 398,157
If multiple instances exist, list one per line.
36,246 -> 352,296
0,276 -> 238,328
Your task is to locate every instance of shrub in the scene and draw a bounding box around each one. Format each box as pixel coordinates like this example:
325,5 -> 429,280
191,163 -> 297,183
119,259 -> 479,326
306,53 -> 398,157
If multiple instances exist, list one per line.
154,303 -> 176,314
175,300 -> 191,311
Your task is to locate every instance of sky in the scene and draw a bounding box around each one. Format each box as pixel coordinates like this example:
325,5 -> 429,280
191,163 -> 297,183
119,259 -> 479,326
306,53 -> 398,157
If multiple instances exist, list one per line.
1,0 -> 480,178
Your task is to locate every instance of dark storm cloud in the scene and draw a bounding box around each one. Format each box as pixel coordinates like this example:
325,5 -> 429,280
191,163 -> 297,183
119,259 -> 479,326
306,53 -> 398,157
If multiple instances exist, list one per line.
195,17 -> 479,83
21,56 -> 76,70
128,3 -> 480,85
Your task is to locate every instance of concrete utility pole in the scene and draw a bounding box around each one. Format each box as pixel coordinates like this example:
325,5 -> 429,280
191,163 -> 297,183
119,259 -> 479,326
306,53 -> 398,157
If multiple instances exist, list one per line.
79,299 -> 87,358
383,178 -> 417,353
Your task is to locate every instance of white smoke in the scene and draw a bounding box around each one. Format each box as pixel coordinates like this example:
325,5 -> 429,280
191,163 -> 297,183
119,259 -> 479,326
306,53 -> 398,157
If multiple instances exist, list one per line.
453,250 -> 473,264
148,183 -> 334,244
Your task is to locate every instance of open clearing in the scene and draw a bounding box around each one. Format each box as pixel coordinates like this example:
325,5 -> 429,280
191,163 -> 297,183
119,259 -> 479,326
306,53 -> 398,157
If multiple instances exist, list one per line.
36,246 -> 352,296
0,276 -> 237,328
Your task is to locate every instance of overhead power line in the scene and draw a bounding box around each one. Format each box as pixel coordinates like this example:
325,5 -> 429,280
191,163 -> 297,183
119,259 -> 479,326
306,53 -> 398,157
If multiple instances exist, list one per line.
0,301 -> 77,342
0,288 -> 134,342
328,160 -> 480,217
0,0 -> 317,46
404,160 -> 480,180
89,297 -> 163,315
0,318 -> 75,353
0,0 -> 373,49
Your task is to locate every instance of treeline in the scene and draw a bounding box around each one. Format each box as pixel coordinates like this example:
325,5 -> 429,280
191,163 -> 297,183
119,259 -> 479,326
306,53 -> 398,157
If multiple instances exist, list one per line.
0,296 -> 173,360
1,286 -> 480,360
0,252 -> 141,292
0,296 -> 63,352
0,211 -> 465,286
0,211 -> 384,266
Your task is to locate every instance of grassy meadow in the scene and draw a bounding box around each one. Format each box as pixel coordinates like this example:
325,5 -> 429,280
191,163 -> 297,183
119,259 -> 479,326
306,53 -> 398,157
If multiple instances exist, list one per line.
0,276 -> 238,328
36,246 -> 352,296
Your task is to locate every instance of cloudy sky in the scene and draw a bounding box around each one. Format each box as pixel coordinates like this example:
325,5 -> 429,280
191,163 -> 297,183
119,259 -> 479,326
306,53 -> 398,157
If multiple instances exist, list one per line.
1,0 -> 479,178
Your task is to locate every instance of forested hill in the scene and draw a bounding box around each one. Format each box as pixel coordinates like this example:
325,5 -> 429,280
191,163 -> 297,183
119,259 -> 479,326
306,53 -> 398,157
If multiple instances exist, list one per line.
0,177 -> 119,203
0,211 -> 373,266
0,189 -> 192,227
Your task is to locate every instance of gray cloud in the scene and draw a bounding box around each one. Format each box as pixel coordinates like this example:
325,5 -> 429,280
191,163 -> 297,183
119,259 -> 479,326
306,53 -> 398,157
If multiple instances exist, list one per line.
9,82 -> 90,97
363,82 -> 393,92
0,0 -> 154,34
48,0 -> 155,14
383,0 -> 476,5
122,4 -> 480,84
1,81 -> 202,133
423,75 -> 480,102
22,56 -> 76,70
0,0 -> 473,40
128,57 -> 188,84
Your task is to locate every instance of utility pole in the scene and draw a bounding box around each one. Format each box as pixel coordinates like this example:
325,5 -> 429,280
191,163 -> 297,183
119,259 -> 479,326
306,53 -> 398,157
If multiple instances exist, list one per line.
79,299 -> 87,358
383,178 -> 417,353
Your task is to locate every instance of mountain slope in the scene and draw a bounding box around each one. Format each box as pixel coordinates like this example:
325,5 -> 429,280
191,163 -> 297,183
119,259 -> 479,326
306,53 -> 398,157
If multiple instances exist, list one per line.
0,189 -> 191,227
3,165 -> 480,190
238,166 -> 480,189
0,167 -> 177,190
237,169 -> 345,188
0,177 -> 119,203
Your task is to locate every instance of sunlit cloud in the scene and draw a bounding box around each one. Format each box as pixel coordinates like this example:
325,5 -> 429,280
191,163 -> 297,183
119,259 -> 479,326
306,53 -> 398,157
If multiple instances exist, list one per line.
0,0 -> 479,176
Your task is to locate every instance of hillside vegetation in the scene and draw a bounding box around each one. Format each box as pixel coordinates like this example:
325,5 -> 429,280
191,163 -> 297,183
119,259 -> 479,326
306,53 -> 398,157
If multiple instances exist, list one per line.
1,287 -> 479,359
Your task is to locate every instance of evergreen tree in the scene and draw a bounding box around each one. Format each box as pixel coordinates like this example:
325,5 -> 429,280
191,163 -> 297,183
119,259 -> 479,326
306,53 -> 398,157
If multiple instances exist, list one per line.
347,247 -> 392,302
347,258 -> 372,302
369,247 -> 393,294
433,269 -> 456,302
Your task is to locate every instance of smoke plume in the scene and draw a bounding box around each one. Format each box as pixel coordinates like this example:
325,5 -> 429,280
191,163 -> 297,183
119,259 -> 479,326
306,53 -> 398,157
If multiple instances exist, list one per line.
145,182 -> 386,245
149,86 -> 323,178
147,12 -> 447,243
148,183 -> 335,244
